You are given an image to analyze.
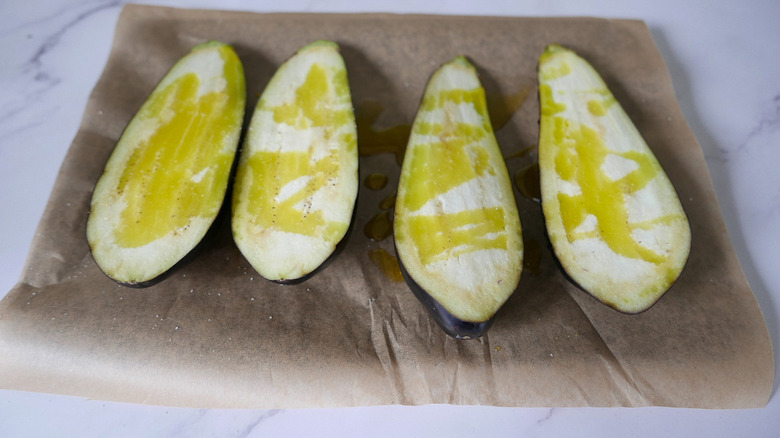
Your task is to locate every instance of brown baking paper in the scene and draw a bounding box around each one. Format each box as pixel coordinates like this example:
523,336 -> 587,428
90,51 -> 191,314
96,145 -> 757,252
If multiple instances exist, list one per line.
0,4 -> 773,409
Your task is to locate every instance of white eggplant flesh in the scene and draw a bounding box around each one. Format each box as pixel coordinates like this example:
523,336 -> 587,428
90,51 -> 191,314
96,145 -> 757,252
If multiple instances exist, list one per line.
538,44 -> 691,313
87,41 -> 246,286
394,56 -> 523,338
231,41 -> 358,283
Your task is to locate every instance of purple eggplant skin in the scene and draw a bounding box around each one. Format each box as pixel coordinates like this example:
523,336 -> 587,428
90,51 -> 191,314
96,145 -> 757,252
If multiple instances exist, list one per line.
395,243 -> 494,339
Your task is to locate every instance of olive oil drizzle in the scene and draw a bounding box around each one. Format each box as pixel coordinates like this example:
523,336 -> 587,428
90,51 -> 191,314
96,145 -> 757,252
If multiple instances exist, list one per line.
242,150 -> 343,240
539,49 -> 687,266
523,238 -> 542,276
364,210 -> 393,242
269,64 -> 352,129
354,85 -> 528,165
398,70 -> 514,266
364,173 -> 389,190
486,85 -> 531,131
408,207 -> 509,265
355,100 -> 411,164
236,59 -> 355,241
504,144 -> 535,161
369,248 -> 404,282
379,192 -> 396,210
514,162 -> 541,202
115,45 -> 243,248
358,80 -> 529,278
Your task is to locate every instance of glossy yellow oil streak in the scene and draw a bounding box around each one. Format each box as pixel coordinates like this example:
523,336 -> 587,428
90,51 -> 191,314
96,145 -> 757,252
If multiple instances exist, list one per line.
270,63 -> 352,130
239,150 -> 344,241
408,207 -> 508,265
237,61 -> 355,238
395,56 -> 523,323
232,40 -> 358,281
539,83 -> 566,116
402,87 -> 493,211
400,88 -> 505,260
113,44 -> 244,248
587,99 -> 607,116
539,53 -> 571,81
539,53 -> 687,268
403,120 -> 494,212
421,87 -> 489,114
551,119 -> 676,265
538,44 -> 690,311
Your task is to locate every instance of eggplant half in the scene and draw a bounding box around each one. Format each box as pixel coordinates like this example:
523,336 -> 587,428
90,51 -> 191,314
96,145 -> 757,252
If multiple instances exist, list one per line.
231,41 -> 358,282
538,44 -> 691,313
87,41 -> 246,286
394,56 -> 523,339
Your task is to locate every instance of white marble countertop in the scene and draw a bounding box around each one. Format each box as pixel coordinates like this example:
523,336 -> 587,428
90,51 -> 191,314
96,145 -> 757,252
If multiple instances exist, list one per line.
1,0 -> 778,436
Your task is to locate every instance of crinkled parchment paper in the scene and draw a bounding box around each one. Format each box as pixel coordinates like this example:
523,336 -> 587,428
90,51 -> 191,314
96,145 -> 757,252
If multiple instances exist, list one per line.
0,4 -> 773,408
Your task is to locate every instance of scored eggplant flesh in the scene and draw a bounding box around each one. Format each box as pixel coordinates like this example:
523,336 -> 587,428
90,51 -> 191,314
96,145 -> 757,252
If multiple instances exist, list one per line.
231,40 -> 359,282
87,41 -> 246,286
538,44 -> 691,313
394,56 -> 523,338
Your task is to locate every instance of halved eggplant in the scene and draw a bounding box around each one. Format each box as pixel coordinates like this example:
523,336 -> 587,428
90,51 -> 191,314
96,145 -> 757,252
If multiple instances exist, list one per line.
87,41 -> 246,286
231,40 -> 358,282
538,44 -> 691,313
394,56 -> 523,339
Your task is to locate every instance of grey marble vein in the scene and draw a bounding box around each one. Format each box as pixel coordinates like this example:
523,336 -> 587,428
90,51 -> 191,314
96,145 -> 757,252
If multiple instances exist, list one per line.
24,0 -> 123,73
0,0 -> 123,138
739,93 -> 780,152
237,409 -> 283,437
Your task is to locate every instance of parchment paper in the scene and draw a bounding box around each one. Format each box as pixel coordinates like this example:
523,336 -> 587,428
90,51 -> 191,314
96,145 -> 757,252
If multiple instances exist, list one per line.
0,4 -> 773,409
